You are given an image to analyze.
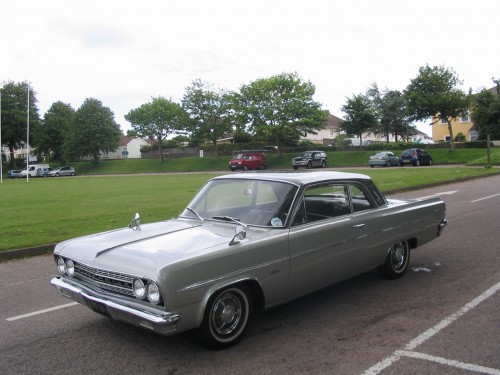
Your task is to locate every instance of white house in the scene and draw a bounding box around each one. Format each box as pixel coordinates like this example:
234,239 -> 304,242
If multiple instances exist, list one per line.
103,136 -> 150,159
301,113 -> 344,145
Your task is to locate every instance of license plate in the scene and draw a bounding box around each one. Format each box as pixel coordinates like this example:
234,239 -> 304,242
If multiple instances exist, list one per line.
403,160 -> 411,163
86,298 -> 109,316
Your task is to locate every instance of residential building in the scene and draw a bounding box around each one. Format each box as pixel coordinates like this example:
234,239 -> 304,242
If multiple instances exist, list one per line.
103,136 -> 150,159
301,113 -> 343,145
431,113 -> 477,142
431,85 -> 498,142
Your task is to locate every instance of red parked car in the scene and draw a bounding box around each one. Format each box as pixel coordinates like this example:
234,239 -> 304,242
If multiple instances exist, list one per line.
229,151 -> 267,171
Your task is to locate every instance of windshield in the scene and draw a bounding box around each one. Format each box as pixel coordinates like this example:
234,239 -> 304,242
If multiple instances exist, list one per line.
180,179 -> 298,227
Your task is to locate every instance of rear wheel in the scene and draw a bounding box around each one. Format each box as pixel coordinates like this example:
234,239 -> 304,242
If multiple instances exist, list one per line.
378,241 -> 410,279
197,286 -> 252,350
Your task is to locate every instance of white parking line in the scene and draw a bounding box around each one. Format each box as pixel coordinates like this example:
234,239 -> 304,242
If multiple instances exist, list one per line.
396,350 -> 500,375
362,281 -> 500,375
6,302 -> 78,321
470,193 -> 500,203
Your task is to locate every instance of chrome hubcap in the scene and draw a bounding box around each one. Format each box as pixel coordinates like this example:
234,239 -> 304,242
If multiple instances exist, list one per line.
211,293 -> 242,335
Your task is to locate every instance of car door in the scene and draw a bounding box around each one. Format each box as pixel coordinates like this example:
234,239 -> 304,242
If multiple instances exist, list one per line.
287,182 -> 379,297
311,153 -> 321,167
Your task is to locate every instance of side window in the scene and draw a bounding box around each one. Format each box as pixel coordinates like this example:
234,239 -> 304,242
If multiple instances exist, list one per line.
351,185 -> 373,213
293,184 -> 351,225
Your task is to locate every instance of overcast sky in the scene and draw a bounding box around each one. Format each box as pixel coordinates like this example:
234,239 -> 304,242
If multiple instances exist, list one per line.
1,0 -> 498,137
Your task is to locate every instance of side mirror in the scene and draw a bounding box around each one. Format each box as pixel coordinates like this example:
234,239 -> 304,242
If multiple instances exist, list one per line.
229,225 -> 246,245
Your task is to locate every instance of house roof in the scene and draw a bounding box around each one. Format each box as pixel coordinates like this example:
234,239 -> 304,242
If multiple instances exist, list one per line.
326,113 -> 344,130
119,136 -> 150,146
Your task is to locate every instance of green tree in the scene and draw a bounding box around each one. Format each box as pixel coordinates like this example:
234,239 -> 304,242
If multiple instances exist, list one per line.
33,101 -> 74,162
470,87 -> 500,140
125,97 -> 188,162
340,94 -> 378,147
64,98 -> 121,164
404,65 -> 468,150
238,72 -> 327,152
0,81 -> 41,167
182,80 -> 236,156
367,83 -> 411,142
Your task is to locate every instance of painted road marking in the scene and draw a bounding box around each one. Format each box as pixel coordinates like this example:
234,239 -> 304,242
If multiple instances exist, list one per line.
471,193 -> 500,203
6,302 -> 78,321
362,281 -> 500,375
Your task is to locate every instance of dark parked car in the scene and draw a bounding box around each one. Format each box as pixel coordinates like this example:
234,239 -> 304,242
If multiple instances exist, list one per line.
292,151 -> 327,169
229,151 -> 266,171
47,166 -> 76,177
8,169 -> 23,178
399,148 -> 433,166
368,152 -> 400,168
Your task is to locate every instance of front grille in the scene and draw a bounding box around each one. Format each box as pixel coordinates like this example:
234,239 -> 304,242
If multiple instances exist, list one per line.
73,262 -> 135,297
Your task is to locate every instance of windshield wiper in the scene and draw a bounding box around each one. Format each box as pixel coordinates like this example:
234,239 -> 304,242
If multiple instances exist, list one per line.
212,216 -> 247,227
186,207 -> 204,221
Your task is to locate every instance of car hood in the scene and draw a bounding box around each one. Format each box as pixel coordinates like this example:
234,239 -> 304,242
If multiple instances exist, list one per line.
54,219 -> 246,277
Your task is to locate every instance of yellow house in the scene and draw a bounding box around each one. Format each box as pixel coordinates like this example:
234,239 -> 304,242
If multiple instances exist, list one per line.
432,85 -> 498,142
431,113 -> 477,142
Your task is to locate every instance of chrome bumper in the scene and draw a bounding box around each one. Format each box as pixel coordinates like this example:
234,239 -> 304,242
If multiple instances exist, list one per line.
51,276 -> 181,335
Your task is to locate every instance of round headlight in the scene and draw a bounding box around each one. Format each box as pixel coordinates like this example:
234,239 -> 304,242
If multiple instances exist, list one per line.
147,282 -> 161,304
133,279 -> 146,299
66,259 -> 75,276
57,257 -> 66,274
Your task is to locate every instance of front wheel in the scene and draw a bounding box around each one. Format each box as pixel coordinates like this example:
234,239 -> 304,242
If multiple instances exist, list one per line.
378,241 -> 410,279
197,286 -> 252,350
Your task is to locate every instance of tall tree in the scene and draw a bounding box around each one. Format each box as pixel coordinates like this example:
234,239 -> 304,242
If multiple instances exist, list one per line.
33,101 -> 75,162
340,94 -> 378,147
0,81 -> 40,167
367,83 -> 411,142
404,65 -> 468,150
182,79 -> 236,156
64,98 -> 121,164
470,87 -> 500,140
238,72 -> 327,151
125,97 -> 188,162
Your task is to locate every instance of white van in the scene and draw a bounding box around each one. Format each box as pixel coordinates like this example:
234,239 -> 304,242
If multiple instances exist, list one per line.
19,164 -> 49,177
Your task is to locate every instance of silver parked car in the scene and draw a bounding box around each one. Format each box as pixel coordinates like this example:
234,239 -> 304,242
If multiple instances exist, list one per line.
51,171 -> 447,349
36,167 -> 54,177
47,166 -> 75,177
368,151 -> 400,168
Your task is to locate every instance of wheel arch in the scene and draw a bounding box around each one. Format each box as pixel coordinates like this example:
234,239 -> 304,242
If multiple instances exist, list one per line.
198,278 -> 265,327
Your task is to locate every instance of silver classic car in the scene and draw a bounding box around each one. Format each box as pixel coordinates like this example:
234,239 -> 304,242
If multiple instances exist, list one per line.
51,171 -> 447,349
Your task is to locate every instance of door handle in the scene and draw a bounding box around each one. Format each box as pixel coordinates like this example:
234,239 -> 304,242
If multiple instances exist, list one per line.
352,224 -> 365,229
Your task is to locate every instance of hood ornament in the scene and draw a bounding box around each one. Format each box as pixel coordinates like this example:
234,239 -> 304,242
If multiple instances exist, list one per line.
128,212 -> 141,231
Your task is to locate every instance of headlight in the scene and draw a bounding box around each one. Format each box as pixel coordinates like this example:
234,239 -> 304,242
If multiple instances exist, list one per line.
147,282 -> 161,304
132,279 -> 146,299
57,257 -> 66,274
66,259 -> 75,276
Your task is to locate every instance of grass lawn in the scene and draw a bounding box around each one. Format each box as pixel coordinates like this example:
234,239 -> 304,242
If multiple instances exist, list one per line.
1,167 -> 499,252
